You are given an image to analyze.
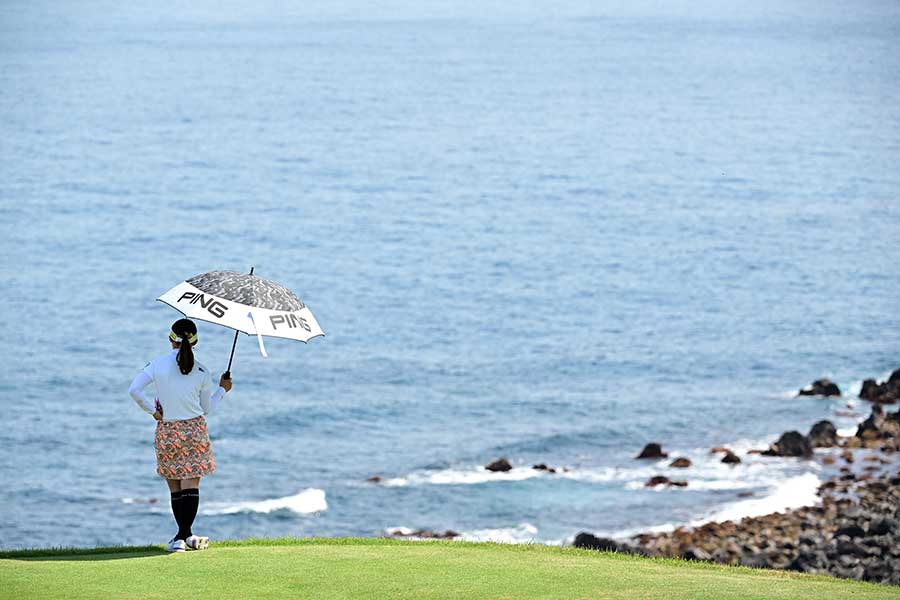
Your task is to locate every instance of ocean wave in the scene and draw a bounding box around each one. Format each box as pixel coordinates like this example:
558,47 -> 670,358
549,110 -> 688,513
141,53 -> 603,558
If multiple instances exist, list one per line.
603,471 -> 823,540
201,488 -> 327,516
459,523 -> 540,544
380,442 -> 812,493
697,472 -> 821,523
381,467 -> 543,487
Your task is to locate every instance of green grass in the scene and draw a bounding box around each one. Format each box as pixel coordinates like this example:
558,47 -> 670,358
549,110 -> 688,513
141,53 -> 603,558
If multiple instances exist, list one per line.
2,538 -> 898,599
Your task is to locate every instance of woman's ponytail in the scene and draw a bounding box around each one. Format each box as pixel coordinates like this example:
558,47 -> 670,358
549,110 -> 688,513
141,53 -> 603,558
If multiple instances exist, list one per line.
171,318 -> 197,375
177,336 -> 195,375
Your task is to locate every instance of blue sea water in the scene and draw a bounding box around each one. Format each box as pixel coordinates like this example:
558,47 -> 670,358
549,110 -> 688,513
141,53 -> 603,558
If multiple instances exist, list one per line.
1,0 -> 899,549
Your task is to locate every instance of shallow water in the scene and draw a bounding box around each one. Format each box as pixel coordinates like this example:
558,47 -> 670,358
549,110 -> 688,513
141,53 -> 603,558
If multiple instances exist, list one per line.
1,0 -> 898,549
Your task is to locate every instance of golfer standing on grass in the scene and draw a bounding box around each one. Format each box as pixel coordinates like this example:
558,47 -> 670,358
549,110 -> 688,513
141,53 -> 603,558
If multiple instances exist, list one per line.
129,318 -> 233,552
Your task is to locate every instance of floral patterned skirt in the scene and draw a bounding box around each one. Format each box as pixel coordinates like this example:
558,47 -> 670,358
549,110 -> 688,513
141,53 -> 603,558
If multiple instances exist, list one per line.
155,415 -> 216,479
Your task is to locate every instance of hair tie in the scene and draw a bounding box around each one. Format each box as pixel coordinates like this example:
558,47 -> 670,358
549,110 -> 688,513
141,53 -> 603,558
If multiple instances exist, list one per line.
169,330 -> 198,344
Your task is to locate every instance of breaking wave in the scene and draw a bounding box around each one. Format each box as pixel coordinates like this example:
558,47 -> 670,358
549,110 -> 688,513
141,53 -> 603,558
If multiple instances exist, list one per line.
201,488 -> 327,516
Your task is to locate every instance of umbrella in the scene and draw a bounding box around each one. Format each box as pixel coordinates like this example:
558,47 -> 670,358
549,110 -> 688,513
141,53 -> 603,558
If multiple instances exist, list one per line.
157,268 -> 324,377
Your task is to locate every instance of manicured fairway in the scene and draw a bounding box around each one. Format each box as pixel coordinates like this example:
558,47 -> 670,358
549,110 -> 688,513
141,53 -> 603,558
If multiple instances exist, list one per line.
2,538 -> 898,600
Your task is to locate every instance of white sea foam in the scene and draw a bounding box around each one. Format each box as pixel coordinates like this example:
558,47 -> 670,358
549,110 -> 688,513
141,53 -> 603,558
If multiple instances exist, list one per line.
837,426 -> 857,437
459,523 -> 539,544
698,472 -> 820,523
202,488 -> 327,516
605,471 -> 823,540
382,442 -> 792,493
381,467 -> 542,487
384,526 -> 416,536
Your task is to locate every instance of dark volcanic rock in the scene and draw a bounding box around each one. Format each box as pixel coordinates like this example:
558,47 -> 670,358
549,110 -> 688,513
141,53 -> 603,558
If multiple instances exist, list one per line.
859,369 -> 900,404
484,458 -> 513,472
835,524 -> 866,539
808,420 -> 839,448
682,547 -> 712,561
532,463 -> 557,473
740,552 -> 771,569
797,378 -> 841,397
646,476 -> 688,488
636,443 -> 668,459
721,450 -> 741,464
573,533 -> 621,552
626,472 -> 900,586
861,379 -> 880,400
670,457 -> 692,468
762,431 -> 813,458
869,517 -> 897,536
856,406 -> 885,441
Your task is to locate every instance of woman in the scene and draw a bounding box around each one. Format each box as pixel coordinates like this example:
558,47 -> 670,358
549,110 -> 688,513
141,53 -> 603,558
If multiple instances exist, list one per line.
129,318 -> 233,552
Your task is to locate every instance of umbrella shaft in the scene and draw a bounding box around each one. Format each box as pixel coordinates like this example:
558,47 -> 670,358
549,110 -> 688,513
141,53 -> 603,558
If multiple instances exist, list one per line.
223,266 -> 253,379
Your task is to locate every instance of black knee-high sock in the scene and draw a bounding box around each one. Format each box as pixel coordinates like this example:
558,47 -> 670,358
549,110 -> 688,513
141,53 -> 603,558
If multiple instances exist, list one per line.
176,489 -> 200,540
170,490 -> 185,540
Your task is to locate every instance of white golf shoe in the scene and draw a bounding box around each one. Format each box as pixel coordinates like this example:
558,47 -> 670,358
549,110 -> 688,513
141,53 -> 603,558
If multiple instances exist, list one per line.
185,535 -> 209,551
166,539 -> 186,553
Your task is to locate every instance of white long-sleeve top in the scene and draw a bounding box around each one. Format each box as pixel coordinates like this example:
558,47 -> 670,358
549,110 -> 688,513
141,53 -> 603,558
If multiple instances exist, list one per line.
129,350 -> 226,421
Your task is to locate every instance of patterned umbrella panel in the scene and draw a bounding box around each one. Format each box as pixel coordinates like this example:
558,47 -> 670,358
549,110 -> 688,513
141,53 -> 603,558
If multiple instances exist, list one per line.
157,270 -> 324,345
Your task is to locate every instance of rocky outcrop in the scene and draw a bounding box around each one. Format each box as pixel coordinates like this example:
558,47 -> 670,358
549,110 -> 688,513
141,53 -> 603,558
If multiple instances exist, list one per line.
762,431 -> 813,458
860,369 -> 900,404
485,458 -> 513,472
573,533 -> 625,552
669,457 -> 692,468
720,450 -> 741,464
797,378 -> 841,397
532,463 -> 557,473
852,405 -> 900,451
625,473 -> 900,586
646,476 -> 687,488
808,420 -> 839,448
636,443 -> 668,459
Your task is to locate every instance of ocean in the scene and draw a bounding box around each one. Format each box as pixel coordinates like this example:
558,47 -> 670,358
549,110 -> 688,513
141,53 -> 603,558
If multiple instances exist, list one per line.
1,0 -> 898,549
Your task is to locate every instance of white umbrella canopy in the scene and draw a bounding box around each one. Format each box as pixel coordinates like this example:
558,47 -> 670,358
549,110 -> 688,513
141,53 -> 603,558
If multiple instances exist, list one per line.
157,268 -> 324,374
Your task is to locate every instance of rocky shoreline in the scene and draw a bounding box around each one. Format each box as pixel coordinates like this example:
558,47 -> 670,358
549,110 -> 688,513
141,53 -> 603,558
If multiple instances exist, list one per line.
379,369 -> 900,585
574,368 -> 900,586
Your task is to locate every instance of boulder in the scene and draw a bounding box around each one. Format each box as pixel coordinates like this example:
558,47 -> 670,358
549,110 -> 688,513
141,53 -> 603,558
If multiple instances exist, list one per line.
762,431 -> 813,458
860,379 -> 880,400
869,517 -> 897,536
797,379 -> 841,397
858,369 -> 900,404
366,475 -> 382,483
645,476 -> 688,488
808,420 -> 838,448
636,443 -> 668,459
484,458 -> 513,472
682,547 -> 712,561
669,457 -> 692,468
856,406 -> 885,441
835,524 -> 866,539
532,463 -> 557,473
740,552 -> 770,568
721,450 -> 741,464
573,533 -> 620,552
